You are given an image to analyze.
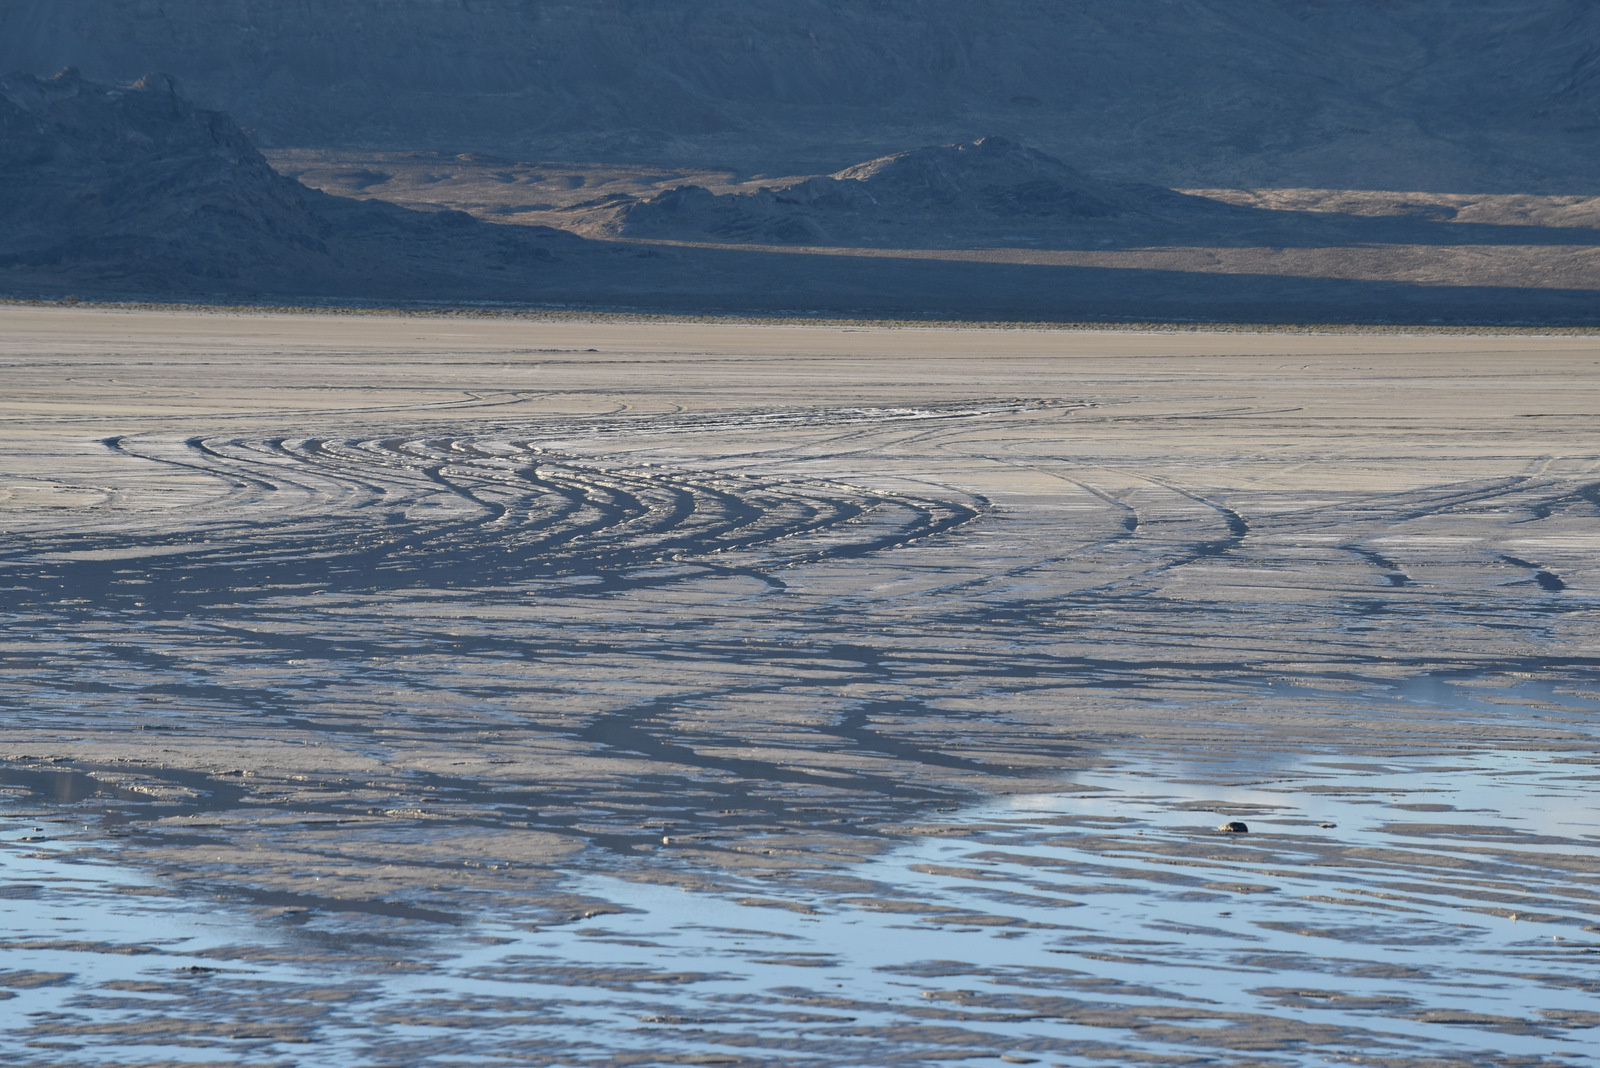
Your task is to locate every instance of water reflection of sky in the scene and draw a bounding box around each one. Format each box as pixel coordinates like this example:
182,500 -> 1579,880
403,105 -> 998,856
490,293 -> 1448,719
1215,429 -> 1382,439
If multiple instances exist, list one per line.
1039,750 -> 1600,838
4,744 -> 1598,1066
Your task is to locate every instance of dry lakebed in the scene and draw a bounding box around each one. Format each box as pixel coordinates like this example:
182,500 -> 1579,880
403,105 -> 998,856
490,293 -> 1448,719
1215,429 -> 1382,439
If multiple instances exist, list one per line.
1,306 -> 1598,1066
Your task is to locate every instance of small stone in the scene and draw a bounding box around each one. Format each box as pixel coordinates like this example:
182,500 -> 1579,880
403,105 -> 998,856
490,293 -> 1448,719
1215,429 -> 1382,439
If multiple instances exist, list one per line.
1217,820 -> 1249,834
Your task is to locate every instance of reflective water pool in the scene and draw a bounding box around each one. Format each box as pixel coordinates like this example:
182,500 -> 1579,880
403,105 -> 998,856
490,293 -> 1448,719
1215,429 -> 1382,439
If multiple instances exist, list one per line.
5,747 -> 1597,1066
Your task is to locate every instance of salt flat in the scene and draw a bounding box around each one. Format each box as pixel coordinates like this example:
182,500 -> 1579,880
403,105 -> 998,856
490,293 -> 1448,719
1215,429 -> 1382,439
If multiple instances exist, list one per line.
2,306 -> 1598,1065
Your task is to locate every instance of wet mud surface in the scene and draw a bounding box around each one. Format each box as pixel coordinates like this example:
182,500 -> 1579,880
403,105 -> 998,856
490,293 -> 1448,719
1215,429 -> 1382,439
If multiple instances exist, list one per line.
2,309 -> 1598,1064
5,747 -> 1600,1066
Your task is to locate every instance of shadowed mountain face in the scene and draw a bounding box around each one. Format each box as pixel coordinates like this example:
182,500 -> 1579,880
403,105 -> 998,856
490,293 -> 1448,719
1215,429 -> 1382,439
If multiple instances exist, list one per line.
2,1 -> 1599,190
0,68 -> 334,285
0,69 -> 579,294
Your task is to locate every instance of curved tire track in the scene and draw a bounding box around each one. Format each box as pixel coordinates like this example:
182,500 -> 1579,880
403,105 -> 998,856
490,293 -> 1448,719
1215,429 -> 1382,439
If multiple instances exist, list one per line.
2,432 -> 983,616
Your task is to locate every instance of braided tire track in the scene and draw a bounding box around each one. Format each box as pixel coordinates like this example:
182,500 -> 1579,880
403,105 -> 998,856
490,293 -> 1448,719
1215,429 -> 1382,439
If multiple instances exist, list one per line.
1,431 -> 982,616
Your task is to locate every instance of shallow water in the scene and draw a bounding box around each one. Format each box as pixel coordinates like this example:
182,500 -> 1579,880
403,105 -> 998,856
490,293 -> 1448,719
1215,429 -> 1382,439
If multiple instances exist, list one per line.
5,747 -> 1597,1067
5,320 -> 1600,1066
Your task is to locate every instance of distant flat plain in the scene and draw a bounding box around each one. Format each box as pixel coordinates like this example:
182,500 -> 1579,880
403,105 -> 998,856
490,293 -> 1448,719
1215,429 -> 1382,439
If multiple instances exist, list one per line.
274,150 -> 1600,294
2,306 -> 1599,1065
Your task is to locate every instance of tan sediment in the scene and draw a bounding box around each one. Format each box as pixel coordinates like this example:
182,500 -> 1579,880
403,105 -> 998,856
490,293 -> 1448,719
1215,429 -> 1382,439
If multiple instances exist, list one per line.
2,306 -> 1597,889
1,306 -> 1597,1063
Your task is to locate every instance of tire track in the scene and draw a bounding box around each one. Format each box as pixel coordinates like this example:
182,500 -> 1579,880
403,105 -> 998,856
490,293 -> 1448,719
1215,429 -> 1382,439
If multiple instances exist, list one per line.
1,431 -> 984,617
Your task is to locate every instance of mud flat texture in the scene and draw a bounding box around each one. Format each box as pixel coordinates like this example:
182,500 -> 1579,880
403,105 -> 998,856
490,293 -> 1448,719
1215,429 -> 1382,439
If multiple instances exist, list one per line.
2,307 -> 1600,1065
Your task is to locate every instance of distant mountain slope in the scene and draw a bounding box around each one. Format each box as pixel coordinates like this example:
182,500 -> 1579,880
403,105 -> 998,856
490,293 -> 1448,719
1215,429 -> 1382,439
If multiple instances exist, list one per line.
6,71 -> 1600,325
0,68 -> 337,287
2,1 -> 1599,190
614,137 -> 1235,246
0,69 -> 577,295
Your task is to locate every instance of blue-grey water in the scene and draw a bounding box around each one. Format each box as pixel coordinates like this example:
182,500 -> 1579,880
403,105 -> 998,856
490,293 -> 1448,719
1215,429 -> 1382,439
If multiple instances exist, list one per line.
5,746 -> 1597,1067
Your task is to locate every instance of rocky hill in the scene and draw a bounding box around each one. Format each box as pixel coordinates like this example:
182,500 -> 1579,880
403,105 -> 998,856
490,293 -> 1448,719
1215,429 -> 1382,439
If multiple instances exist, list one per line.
2,1 -> 1598,191
614,137 -> 1237,246
2,67 -> 338,290
0,68 -> 579,297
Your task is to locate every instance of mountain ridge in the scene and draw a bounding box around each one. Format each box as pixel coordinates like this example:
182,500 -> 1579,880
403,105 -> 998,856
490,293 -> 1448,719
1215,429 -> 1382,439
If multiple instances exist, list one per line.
3,1 -> 1599,191
6,70 -> 1600,326
613,136 -> 1237,246
0,68 -> 577,295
